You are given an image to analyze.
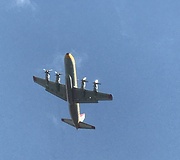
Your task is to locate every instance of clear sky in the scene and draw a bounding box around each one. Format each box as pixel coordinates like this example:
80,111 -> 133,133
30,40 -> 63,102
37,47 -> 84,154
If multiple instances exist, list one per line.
0,0 -> 180,159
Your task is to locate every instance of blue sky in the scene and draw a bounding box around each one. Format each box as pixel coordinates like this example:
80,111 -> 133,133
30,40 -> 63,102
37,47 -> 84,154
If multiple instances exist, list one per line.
0,0 -> 180,159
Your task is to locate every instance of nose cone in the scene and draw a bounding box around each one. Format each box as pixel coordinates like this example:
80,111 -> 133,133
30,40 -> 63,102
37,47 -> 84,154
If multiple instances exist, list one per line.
64,53 -> 75,66
65,53 -> 71,58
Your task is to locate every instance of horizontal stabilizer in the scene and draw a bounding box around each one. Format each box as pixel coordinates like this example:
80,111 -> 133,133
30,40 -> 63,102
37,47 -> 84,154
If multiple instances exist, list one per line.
61,118 -> 95,129
79,122 -> 95,129
61,118 -> 75,127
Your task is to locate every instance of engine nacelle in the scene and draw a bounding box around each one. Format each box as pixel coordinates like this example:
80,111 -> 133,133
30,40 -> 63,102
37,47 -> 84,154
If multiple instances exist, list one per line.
93,80 -> 101,92
55,71 -> 62,84
43,69 -> 52,81
81,77 -> 88,89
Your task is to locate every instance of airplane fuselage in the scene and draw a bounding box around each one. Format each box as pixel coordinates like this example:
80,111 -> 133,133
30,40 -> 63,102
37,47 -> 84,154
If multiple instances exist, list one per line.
64,53 -> 80,129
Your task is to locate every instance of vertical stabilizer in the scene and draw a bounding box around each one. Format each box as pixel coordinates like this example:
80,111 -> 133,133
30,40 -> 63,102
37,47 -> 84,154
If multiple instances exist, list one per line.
79,113 -> 85,122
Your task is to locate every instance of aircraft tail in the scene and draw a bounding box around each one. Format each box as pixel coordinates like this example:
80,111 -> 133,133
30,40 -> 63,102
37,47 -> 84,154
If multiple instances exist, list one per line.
79,113 -> 85,122
61,118 -> 75,127
78,122 -> 95,129
61,118 -> 95,129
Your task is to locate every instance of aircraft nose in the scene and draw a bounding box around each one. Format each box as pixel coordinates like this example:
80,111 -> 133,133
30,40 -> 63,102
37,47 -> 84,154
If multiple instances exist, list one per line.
66,53 -> 71,58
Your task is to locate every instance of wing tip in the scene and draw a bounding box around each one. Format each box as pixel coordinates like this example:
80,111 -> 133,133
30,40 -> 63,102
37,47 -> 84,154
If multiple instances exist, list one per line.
33,76 -> 36,82
109,94 -> 113,100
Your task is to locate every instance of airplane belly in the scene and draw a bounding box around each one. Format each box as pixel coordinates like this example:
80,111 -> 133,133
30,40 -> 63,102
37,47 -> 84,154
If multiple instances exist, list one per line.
69,103 -> 80,127
64,53 -> 81,128
65,75 -> 73,104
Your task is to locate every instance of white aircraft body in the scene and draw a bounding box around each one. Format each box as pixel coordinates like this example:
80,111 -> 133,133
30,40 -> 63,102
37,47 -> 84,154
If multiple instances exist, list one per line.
33,53 -> 113,129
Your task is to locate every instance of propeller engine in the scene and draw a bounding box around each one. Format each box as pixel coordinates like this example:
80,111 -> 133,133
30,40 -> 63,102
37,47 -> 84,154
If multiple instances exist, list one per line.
43,69 -> 52,81
55,71 -> 62,84
81,77 -> 88,89
93,80 -> 101,92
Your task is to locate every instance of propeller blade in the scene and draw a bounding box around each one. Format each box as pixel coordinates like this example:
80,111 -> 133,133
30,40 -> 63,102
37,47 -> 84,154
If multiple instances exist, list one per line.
94,79 -> 101,85
55,71 -> 62,75
43,69 -> 53,73
83,77 -> 87,81
95,79 -> 98,83
82,77 -> 88,82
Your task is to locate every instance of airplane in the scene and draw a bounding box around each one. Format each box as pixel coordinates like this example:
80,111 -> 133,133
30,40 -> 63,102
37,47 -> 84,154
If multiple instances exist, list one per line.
33,53 -> 113,129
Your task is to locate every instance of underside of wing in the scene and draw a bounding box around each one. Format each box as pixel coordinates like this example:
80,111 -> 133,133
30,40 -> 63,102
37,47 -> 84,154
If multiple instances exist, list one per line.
73,88 -> 113,103
33,76 -> 67,101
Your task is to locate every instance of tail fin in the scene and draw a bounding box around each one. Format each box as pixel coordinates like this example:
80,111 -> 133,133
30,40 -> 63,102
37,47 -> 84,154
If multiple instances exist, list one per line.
61,118 -> 95,129
79,113 -> 85,122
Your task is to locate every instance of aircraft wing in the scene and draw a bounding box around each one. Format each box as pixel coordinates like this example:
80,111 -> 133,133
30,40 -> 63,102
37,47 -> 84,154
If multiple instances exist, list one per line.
33,76 -> 67,101
73,88 -> 113,103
